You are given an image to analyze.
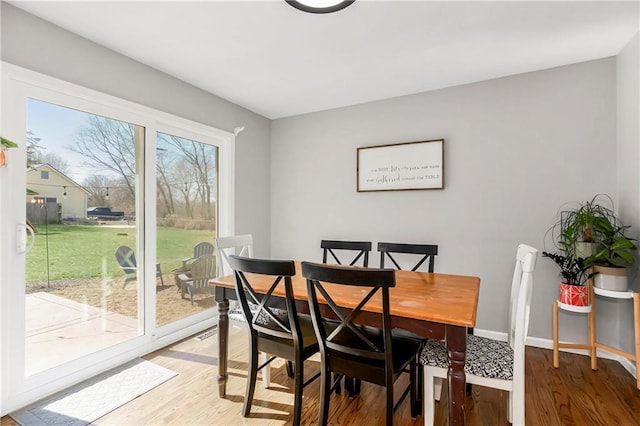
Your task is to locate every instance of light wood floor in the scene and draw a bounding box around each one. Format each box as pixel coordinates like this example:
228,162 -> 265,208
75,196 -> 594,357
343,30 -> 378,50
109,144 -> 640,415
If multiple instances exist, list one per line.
2,325 -> 639,425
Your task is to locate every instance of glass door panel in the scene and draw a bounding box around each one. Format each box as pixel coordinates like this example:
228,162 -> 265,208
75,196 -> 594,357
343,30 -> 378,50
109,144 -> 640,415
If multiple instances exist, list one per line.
155,132 -> 218,326
25,99 -> 144,376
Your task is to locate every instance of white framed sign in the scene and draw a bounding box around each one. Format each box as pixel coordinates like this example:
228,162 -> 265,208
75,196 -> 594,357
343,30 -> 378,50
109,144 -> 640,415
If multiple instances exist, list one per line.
357,139 -> 444,192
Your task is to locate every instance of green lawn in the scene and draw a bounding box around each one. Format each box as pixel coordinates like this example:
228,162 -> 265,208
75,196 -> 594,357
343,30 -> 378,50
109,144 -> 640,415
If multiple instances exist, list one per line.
26,224 -> 215,283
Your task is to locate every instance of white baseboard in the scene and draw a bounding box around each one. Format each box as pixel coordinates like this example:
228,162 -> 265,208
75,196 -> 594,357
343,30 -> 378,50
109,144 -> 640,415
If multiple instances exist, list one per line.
473,328 -> 637,381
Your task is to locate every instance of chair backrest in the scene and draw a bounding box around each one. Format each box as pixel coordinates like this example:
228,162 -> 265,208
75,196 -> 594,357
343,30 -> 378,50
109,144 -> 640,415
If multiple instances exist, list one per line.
321,240 -> 371,267
215,234 -> 254,277
377,242 -> 438,272
114,245 -> 136,273
193,241 -> 215,259
189,254 -> 217,289
509,244 -> 538,368
302,261 -> 395,371
228,255 -> 302,343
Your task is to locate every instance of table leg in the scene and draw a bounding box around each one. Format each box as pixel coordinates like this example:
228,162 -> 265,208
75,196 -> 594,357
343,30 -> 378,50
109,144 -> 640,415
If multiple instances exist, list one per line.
217,298 -> 229,397
446,324 -> 466,426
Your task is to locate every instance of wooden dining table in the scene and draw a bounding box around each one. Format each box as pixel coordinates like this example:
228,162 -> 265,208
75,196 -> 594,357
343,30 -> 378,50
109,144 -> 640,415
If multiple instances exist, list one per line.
210,261 -> 480,426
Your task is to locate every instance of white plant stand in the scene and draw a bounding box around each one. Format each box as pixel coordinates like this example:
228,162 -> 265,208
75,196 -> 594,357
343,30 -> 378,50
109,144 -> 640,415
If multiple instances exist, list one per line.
553,277 -> 640,390
591,286 -> 640,390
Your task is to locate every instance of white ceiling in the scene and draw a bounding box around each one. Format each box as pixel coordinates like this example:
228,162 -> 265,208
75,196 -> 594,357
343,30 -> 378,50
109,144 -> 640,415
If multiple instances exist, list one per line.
9,1 -> 640,119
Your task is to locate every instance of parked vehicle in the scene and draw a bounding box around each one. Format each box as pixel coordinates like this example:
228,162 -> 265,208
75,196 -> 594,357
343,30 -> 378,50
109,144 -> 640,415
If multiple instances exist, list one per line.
87,206 -> 125,220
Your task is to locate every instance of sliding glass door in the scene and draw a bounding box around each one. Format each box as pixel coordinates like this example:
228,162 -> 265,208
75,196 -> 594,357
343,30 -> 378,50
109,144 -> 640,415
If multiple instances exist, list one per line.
155,132 -> 218,325
24,99 -> 147,376
0,64 -> 234,414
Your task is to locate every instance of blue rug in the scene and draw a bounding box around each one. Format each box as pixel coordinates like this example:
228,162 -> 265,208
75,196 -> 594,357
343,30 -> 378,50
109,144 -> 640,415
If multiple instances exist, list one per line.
11,359 -> 177,426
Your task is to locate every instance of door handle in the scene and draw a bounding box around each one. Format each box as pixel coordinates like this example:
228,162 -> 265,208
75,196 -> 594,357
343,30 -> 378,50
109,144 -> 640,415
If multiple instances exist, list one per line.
17,223 -> 36,254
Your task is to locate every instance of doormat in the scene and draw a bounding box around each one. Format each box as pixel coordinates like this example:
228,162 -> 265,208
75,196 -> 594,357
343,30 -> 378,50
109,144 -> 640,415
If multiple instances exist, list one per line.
10,359 -> 177,426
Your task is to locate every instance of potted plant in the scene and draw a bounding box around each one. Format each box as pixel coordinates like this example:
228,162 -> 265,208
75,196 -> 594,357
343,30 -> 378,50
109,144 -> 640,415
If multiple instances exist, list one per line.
544,197 -> 605,306
556,195 -> 621,259
542,251 -> 591,306
1,136 -> 18,167
587,215 -> 636,291
545,194 -> 637,300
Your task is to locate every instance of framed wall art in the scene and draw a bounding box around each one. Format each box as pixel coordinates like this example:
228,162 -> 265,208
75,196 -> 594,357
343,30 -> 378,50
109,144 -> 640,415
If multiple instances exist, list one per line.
357,139 -> 444,192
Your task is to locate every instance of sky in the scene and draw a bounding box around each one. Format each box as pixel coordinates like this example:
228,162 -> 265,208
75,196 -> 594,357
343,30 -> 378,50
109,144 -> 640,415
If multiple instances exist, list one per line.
26,98 -> 218,193
27,98 -> 97,184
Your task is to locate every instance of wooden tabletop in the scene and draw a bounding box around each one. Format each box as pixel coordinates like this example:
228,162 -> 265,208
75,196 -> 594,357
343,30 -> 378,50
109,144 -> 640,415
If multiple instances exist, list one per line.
210,261 -> 480,328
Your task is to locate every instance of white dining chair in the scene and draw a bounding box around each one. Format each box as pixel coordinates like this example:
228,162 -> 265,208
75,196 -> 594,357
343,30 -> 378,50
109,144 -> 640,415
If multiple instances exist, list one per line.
420,243 -> 538,426
215,234 -> 254,278
214,234 -> 272,388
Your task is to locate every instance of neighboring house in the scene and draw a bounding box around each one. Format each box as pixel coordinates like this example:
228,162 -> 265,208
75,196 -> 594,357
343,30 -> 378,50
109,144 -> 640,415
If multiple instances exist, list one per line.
26,163 -> 89,220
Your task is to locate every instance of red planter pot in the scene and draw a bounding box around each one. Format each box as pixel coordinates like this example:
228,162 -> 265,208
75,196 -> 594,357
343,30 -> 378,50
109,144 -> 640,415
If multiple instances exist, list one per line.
559,282 -> 589,306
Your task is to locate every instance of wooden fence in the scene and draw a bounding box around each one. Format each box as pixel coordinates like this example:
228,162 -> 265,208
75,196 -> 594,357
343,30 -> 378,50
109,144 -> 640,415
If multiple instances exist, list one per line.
26,202 -> 60,225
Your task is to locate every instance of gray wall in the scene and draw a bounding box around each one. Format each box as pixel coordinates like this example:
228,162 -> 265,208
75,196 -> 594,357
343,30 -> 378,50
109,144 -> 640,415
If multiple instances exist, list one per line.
0,2 -> 272,256
271,58 -> 617,342
616,33 -> 640,354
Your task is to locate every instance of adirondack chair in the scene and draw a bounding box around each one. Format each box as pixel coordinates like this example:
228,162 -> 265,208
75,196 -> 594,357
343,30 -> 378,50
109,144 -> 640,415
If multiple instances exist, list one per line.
178,254 -> 216,305
114,245 -> 164,288
181,241 -> 215,272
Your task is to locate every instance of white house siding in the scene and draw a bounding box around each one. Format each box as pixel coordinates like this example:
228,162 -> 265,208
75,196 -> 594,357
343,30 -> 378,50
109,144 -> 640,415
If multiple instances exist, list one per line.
26,165 -> 87,219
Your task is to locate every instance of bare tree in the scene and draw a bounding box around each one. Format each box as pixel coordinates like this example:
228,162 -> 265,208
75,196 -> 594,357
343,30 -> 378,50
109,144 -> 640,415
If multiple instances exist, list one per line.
38,152 -> 71,175
69,115 -> 137,198
156,148 -> 176,217
161,135 -> 216,220
83,175 -> 114,207
172,159 -> 198,218
26,131 -> 44,168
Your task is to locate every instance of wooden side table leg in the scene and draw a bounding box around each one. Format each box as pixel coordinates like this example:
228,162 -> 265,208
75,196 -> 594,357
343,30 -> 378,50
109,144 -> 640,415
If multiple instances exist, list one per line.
553,301 -> 559,368
633,293 -> 640,390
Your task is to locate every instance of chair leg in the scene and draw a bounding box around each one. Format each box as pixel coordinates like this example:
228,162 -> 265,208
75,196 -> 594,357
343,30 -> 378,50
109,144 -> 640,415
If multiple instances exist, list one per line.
286,360 -> 295,378
417,360 -> 424,408
424,367 -> 436,426
345,376 -> 355,398
342,376 -> 360,398
261,352 -> 271,388
319,366 -> 332,426
410,360 -> 419,419
243,338 -> 259,417
292,356 -> 304,426
333,372 -> 342,395
511,376 -> 525,425
507,390 -> 514,424
385,375 -> 394,426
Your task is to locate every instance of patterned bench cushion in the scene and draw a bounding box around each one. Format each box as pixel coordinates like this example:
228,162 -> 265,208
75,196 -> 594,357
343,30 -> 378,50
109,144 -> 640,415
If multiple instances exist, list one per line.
419,335 -> 514,381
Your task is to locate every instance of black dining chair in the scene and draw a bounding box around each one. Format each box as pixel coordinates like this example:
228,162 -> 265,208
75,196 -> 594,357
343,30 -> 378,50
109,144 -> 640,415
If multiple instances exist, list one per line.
302,261 -> 422,426
378,241 -> 473,397
228,255 -> 320,426
378,241 -> 438,272
320,239 -> 372,396
378,242 -> 439,398
321,239 -> 371,267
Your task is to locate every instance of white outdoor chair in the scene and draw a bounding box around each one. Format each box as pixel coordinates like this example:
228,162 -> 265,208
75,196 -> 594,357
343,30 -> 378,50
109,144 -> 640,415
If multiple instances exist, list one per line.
214,234 -> 272,387
420,243 -> 538,426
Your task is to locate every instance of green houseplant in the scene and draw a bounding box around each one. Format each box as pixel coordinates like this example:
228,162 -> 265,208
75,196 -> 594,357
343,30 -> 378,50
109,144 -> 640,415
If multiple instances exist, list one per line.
587,214 -> 636,291
544,195 -> 636,299
542,250 -> 591,307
